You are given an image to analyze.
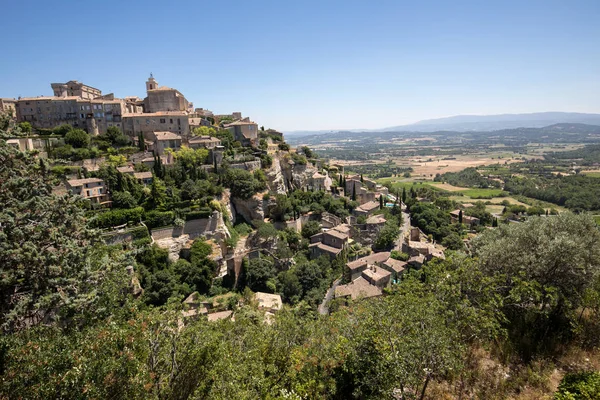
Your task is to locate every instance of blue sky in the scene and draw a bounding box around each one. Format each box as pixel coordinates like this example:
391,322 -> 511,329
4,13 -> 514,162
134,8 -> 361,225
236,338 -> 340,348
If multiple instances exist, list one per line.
1,0 -> 599,131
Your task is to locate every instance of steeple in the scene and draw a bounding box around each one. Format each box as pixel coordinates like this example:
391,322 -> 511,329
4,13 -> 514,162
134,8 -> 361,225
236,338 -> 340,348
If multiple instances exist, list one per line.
146,73 -> 158,91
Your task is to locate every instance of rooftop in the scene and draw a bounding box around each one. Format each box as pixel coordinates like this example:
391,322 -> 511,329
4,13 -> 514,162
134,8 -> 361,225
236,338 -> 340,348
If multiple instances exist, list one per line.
255,292 -> 282,311
383,258 -> 407,273
207,310 -> 233,322
309,242 -> 344,256
122,111 -> 187,117
357,201 -> 380,213
335,277 -> 382,300
153,131 -> 182,141
117,166 -> 135,174
347,251 -> 391,270
366,215 -> 386,224
67,178 -> 104,187
362,266 -> 392,282
134,171 -> 153,180
324,229 -> 349,241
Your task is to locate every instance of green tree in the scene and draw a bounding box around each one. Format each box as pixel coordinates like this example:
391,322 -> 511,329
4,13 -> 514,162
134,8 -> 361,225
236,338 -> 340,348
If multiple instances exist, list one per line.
245,257 -> 276,292
111,190 -> 137,209
64,129 -> 90,148
301,220 -> 321,239
138,132 -> 145,151
17,121 -> 32,134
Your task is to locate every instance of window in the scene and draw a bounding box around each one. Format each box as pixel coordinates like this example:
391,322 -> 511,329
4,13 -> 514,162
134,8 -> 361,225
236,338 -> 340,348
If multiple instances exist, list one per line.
98,188 -> 103,194
80,105 -> 85,110
160,118 -> 166,123
86,190 -> 91,197
169,119 -> 173,124
80,113 -> 84,119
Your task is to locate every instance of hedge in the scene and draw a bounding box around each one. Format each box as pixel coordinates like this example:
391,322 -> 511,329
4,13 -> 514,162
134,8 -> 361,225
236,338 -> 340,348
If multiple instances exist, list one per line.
185,207 -> 213,221
144,210 -> 175,229
90,207 -> 144,229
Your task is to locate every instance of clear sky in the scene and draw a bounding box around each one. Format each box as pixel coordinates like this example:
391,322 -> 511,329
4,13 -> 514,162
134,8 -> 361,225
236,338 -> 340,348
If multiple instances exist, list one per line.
1,0 -> 599,131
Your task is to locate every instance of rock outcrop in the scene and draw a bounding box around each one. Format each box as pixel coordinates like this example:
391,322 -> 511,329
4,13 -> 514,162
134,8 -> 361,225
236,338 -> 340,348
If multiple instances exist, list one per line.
231,194 -> 266,224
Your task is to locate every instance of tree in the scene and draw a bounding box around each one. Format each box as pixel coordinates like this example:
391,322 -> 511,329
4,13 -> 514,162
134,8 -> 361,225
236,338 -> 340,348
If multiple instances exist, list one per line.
441,232 -> 465,251
402,187 -> 406,204
145,177 -> 167,210
458,209 -> 463,224
138,132 -> 145,151
301,220 -> 321,239
52,124 -> 73,136
245,258 -> 276,293
64,129 -> 90,148
0,132 -> 128,331
17,122 -> 32,134
379,194 -> 384,209
471,213 -> 600,359
351,182 -> 356,201
374,218 -> 400,250
192,126 -> 216,137
111,191 -> 137,209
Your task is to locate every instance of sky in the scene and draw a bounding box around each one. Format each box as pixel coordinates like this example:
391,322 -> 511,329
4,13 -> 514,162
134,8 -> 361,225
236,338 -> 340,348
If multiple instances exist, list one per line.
1,0 -> 599,131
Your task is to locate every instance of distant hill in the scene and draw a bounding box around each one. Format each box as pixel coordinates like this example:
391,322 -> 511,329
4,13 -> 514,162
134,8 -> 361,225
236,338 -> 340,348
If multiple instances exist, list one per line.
383,112 -> 600,132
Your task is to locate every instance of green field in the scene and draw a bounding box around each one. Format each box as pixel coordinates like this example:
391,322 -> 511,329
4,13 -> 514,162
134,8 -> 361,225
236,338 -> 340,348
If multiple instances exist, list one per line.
583,172 -> 600,178
458,188 -> 509,199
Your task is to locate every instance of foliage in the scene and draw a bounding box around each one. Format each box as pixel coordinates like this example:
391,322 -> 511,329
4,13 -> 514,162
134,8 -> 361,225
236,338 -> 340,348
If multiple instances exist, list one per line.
374,216 -> 400,250
472,213 -> 600,359
435,167 -> 501,188
64,128 -> 90,148
111,190 -> 138,209
555,371 -> 600,400
89,207 -> 144,229
223,168 -> 266,199
301,220 -> 321,239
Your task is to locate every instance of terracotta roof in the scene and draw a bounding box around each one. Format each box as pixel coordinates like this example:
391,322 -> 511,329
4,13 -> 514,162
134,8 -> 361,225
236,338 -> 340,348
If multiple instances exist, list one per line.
362,267 -> 391,282
117,166 -> 135,174
335,277 -> 382,300
122,111 -> 187,117
153,131 -> 182,141
357,201 -> 380,213
207,310 -> 233,322
255,292 -> 282,311
309,242 -> 343,256
383,258 -> 407,273
134,171 -> 153,179
189,135 -> 220,143
67,178 -> 104,187
224,119 -> 257,127
332,224 -> 351,235
347,251 -> 391,270
324,229 -> 348,241
366,215 -> 386,224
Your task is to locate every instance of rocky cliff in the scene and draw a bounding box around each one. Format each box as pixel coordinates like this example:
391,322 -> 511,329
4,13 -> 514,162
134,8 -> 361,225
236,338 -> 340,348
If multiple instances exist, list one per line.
267,152 -> 319,193
231,194 -> 266,224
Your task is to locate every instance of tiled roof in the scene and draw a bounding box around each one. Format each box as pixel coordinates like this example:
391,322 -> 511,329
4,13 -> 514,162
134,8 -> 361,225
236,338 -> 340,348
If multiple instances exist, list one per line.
383,258 -> 407,273
134,172 -> 153,179
324,229 -> 348,241
335,277 -> 382,300
207,310 -> 233,322
347,251 -> 391,270
66,178 -> 103,187
153,131 -> 182,141
309,242 -> 343,256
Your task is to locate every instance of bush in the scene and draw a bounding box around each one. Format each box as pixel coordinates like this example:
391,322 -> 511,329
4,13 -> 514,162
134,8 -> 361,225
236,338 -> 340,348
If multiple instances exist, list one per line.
64,129 -> 90,148
555,371 -> 600,400
90,207 -> 144,229
184,208 -> 213,221
144,210 -> 174,229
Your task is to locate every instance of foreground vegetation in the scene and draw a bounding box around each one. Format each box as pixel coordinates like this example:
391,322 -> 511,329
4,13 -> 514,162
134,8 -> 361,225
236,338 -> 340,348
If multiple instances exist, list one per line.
2,117 -> 600,399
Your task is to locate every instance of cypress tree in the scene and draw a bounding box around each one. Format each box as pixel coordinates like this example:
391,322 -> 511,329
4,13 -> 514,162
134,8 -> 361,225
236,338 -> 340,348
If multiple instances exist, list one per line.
352,181 -> 356,201
402,187 -> 406,204
379,195 -> 384,209
458,210 -> 463,224
360,174 -> 364,183
138,132 -> 145,152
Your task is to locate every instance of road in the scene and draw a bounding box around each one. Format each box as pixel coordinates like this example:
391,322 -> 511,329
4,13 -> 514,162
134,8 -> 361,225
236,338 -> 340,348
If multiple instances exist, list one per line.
395,210 -> 411,251
318,277 -> 342,315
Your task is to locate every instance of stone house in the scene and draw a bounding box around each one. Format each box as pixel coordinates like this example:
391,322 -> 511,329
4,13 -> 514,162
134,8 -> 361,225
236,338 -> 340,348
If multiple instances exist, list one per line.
188,135 -> 221,150
152,131 -> 182,155
309,229 -> 349,260
225,118 -> 258,146
66,178 -> 110,205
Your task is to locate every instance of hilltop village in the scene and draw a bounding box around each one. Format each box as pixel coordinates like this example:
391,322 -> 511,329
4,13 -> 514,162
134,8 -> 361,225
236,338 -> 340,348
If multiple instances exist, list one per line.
2,79 -> 600,399
1,76 -> 451,321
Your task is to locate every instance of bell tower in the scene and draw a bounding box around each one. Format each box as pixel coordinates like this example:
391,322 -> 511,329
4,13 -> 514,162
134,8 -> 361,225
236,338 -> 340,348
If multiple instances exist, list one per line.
146,73 -> 158,91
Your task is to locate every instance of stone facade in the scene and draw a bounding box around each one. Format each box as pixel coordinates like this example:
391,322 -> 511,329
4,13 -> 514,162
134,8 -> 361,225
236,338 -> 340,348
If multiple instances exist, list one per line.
51,80 -> 102,99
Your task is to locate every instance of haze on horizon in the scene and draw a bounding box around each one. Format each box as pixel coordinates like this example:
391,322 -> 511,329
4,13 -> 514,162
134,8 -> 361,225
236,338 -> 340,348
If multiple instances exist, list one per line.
1,0 -> 599,131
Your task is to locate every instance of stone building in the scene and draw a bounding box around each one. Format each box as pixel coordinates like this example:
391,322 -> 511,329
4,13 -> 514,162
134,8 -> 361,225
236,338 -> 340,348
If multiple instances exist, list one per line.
152,131 -> 182,155
15,95 -> 127,135
66,178 -> 110,205
224,118 -> 258,146
144,74 -> 191,113
51,80 -> 102,99
0,98 -> 16,118
122,111 -> 190,138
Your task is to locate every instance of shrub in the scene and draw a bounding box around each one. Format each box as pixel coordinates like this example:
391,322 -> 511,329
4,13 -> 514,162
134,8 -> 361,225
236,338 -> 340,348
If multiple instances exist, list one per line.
144,210 -> 174,229
90,207 -> 144,229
